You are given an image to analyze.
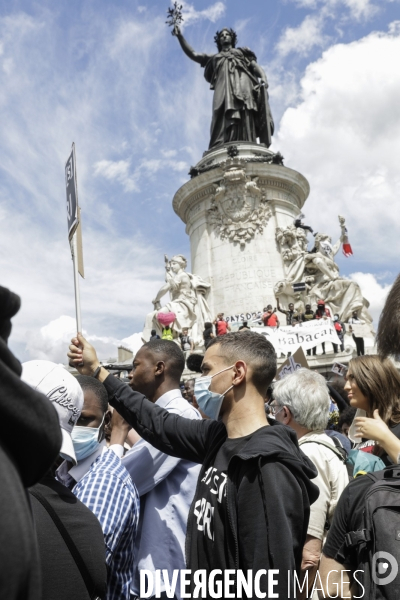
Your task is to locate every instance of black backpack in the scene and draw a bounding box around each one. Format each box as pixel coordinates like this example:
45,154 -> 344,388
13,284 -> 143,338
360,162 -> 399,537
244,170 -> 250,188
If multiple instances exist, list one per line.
342,466 -> 400,599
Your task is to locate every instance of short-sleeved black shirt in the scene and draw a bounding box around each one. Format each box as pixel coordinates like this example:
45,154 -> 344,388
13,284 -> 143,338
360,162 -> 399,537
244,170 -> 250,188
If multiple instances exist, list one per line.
193,433 -> 257,574
323,475 -> 373,568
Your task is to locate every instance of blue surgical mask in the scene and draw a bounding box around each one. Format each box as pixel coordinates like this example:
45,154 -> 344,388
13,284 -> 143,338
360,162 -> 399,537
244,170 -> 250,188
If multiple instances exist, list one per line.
194,365 -> 235,420
71,415 -> 105,462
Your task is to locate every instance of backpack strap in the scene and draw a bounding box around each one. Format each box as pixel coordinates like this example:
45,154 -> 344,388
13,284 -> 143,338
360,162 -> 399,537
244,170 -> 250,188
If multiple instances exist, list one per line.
330,435 -> 349,455
29,488 -> 100,600
299,438 -> 347,462
344,529 -> 372,548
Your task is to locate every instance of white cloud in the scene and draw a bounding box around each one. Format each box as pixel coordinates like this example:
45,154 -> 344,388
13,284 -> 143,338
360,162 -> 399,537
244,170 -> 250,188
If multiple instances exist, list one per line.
289,0 -> 378,19
275,24 -> 400,269
171,161 -> 188,172
349,273 -> 391,323
277,0 -> 382,60
0,7 -> 199,363
277,0 -> 382,58
2,199 -> 164,361
181,2 -> 226,27
93,155 -> 189,191
120,333 -> 144,356
161,149 -> 177,158
342,0 -> 378,19
25,316 -> 78,364
24,315 -> 143,364
276,14 -> 327,56
93,159 -> 139,192
3,4 -> 397,363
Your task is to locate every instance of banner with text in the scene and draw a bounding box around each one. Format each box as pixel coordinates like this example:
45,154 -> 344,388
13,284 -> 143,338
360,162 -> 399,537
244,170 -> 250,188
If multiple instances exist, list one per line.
251,319 -> 341,354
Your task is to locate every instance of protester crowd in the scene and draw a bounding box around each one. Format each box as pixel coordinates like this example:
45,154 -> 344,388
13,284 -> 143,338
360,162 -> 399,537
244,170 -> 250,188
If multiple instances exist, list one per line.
200,301 -> 364,359
2,274 -> 400,600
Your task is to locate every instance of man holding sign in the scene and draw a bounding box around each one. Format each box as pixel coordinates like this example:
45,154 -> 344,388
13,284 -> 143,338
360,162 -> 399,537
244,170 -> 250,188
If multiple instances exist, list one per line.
348,310 -> 365,356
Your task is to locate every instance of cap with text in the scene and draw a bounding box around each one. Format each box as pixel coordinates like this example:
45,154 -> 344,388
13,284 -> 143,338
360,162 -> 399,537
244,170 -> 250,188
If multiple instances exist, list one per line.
22,360 -> 83,465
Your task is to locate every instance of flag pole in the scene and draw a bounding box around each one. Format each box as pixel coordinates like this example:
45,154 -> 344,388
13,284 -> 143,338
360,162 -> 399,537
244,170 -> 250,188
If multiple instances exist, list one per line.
70,231 -> 82,333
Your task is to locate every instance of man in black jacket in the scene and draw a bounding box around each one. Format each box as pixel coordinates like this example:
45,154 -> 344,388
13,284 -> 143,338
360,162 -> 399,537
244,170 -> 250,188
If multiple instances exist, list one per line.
0,286 -> 62,600
69,331 -> 319,598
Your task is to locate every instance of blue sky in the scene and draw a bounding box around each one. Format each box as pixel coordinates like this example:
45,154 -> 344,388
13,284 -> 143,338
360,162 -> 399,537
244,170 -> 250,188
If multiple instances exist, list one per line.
1,0 -> 399,361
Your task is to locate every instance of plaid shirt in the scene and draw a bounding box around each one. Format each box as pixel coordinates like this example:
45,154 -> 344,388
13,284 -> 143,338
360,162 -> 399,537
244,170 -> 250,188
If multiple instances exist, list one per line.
72,449 -> 139,600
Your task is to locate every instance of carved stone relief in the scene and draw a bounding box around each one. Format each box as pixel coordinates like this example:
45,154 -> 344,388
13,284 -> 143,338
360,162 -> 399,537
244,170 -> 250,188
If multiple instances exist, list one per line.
207,166 -> 272,248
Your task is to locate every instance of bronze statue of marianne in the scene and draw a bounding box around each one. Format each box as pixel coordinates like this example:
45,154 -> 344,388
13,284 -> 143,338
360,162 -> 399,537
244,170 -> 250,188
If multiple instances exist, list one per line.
173,25 -> 274,150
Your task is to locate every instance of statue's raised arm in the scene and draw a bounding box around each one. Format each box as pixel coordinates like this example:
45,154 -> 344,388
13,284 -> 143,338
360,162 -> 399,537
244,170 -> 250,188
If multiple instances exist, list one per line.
173,24 -> 211,65
171,24 -> 274,149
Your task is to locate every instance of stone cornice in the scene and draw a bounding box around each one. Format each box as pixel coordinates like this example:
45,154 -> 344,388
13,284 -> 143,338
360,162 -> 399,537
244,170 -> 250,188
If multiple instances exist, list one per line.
173,163 -> 310,224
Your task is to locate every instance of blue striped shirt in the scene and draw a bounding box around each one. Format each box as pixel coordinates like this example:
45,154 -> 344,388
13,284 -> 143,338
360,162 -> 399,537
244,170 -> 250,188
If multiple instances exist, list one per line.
61,448 -> 139,600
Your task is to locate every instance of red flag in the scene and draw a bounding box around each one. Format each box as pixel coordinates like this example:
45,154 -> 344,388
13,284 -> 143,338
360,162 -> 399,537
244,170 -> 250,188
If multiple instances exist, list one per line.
342,233 -> 353,257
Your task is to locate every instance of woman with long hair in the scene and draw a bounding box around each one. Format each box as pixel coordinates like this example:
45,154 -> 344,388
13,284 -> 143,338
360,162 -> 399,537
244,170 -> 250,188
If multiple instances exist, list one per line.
344,354 -> 400,463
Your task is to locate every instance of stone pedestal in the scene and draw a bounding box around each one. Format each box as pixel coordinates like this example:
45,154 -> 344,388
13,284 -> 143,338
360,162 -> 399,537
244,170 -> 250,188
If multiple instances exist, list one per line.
173,143 -> 310,317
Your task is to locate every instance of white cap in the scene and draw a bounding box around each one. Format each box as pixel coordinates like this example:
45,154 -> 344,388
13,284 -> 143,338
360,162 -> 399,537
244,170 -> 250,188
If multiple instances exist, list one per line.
22,360 -> 84,465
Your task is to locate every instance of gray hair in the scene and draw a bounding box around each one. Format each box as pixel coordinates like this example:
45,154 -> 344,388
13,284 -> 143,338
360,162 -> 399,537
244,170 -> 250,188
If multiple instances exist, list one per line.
273,368 -> 330,431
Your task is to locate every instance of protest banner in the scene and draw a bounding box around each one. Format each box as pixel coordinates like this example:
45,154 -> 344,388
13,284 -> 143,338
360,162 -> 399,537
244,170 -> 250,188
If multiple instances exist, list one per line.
225,311 -> 262,324
277,347 -> 309,379
65,143 -> 84,332
251,319 -> 341,354
351,323 -> 374,339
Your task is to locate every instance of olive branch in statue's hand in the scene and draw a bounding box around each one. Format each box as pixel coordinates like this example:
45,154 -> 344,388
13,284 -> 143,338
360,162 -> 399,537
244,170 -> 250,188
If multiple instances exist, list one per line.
166,2 -> 184,35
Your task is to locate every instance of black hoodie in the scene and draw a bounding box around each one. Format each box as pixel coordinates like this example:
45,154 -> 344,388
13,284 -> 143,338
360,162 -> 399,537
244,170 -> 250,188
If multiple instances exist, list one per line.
104,375 -> 319,599
0,286 -> 62,600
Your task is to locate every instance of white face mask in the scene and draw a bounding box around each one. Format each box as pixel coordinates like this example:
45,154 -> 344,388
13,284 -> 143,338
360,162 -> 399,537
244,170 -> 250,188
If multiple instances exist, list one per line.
71,414 -> 105,462
194,365 -> 235,420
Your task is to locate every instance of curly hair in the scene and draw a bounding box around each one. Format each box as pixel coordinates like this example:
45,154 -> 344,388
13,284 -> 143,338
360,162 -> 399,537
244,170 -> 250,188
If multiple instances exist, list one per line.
214,28 -> 238,51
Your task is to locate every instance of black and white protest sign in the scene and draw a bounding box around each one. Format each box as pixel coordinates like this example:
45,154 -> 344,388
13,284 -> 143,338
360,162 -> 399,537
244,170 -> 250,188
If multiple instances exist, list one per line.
64,143 -> 84,333
292,282 -> 306,292
331,362 -> 348,377
65,144 -> 79,241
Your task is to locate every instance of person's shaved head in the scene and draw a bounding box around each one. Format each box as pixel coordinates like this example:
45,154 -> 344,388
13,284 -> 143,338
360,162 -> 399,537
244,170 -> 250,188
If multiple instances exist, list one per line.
207,331 -> 276,394
128,340 -> 185,401
142,339 -> 185,379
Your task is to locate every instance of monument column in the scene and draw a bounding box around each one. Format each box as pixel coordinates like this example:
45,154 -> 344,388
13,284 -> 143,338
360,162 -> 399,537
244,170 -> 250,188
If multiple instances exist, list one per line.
173,143 -> 310,318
